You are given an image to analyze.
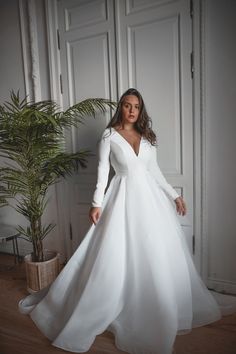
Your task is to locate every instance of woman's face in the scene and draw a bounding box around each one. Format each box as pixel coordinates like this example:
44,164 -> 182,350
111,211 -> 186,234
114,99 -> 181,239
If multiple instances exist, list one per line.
121,95 -> 140,125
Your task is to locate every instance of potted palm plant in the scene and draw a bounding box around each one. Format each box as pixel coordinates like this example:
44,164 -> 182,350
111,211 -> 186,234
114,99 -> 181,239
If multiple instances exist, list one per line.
0,91 -> 115,292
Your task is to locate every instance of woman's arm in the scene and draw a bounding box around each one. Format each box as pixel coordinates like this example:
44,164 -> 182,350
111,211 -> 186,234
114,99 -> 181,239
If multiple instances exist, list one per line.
148,145 -> 179,200
148,145 -> 186,215
89,129 -> 111,224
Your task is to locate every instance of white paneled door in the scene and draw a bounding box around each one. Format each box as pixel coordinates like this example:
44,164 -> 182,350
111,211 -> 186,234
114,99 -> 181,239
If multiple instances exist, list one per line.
56,0 -> 194,261
57,0 -> 117,257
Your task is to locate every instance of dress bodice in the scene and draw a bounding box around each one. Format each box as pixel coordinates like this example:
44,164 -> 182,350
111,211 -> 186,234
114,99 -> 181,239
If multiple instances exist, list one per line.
92,128 -> 179,207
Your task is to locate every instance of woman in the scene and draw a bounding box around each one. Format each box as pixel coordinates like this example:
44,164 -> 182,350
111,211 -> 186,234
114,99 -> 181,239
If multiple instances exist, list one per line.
20,88 -> 225,354
89,88 -> 186,224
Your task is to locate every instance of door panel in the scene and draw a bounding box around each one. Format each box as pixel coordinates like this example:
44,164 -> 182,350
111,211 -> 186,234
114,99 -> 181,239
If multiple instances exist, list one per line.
116,0 -> 193,245
128,17 -> 182,174
57,0 -> 117,252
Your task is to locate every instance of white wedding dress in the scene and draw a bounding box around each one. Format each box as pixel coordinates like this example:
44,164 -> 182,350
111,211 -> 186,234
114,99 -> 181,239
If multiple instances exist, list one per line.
19,128 -> 236,354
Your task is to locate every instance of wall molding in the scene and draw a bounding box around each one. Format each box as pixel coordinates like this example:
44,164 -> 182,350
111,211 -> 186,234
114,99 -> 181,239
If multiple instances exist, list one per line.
19,0 -> 32,98
192,0 -> 214,286
45,0 -> 63,105
191,0 -> 203,273
198,0 -> 209,282
27,0 -> 41,101
19,0 -> 41,101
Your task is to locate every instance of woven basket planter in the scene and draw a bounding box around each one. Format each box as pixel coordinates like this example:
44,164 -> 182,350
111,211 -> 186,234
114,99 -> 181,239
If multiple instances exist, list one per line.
24,250 -> 60,293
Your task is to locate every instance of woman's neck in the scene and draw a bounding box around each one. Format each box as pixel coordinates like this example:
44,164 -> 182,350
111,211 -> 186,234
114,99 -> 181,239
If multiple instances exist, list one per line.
117,122 -> 135,131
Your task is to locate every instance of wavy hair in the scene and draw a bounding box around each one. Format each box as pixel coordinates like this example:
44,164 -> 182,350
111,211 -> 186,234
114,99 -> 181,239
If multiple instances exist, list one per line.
106,88 -> 157,145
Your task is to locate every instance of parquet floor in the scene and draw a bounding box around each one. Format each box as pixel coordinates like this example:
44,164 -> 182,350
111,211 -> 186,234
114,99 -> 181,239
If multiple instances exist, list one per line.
0,253 -> 236,354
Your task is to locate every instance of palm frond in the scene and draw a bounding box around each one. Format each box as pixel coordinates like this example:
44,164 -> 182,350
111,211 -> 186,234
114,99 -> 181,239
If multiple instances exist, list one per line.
0,91 -> 115,261
63,98 -> 117,127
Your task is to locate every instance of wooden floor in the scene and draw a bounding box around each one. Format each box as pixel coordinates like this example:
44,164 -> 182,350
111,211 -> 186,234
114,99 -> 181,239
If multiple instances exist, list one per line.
0,253 -> 236,354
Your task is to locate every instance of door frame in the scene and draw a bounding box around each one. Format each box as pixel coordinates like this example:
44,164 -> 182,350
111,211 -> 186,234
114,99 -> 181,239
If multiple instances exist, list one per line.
45,0 -> 207,276
191,0 -> 210,282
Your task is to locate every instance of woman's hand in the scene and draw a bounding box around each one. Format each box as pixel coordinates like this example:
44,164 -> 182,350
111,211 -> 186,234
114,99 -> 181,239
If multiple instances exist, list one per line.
89,207 -> 102,225
174,196 -> 187,216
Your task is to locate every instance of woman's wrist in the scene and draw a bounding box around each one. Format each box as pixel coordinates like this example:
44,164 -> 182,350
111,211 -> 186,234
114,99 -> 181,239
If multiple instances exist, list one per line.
91,204 -> 102,208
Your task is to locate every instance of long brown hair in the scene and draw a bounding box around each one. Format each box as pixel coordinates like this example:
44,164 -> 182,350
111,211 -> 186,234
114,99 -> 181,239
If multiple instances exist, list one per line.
106,88 -> 157,145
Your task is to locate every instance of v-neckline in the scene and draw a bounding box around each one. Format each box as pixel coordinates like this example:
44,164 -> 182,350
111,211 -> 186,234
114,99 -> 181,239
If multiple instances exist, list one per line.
112,127 -> 142,157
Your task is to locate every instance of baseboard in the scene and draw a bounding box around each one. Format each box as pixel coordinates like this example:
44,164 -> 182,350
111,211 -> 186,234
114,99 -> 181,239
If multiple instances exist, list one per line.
207,277 -> 236,295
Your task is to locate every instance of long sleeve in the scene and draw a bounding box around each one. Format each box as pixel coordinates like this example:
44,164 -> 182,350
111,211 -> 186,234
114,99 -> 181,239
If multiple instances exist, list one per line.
91,129 -> 111,207
148,145 -> 179,200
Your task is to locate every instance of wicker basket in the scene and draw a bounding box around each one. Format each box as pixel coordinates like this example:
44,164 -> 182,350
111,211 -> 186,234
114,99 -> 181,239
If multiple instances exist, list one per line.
24,250 -> 60,293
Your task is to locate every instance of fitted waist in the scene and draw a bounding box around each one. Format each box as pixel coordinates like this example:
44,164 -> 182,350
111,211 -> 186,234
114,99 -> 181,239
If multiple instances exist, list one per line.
114,168 -> 149,177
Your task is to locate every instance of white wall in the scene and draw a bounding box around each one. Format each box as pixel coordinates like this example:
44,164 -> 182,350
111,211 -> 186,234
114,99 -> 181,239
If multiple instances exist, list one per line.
0,0 -> 25,100
205,0 -> 236,289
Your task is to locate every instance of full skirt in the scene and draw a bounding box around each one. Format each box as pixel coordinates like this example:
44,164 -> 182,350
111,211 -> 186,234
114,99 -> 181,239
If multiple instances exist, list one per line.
19,172 -> 236,354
